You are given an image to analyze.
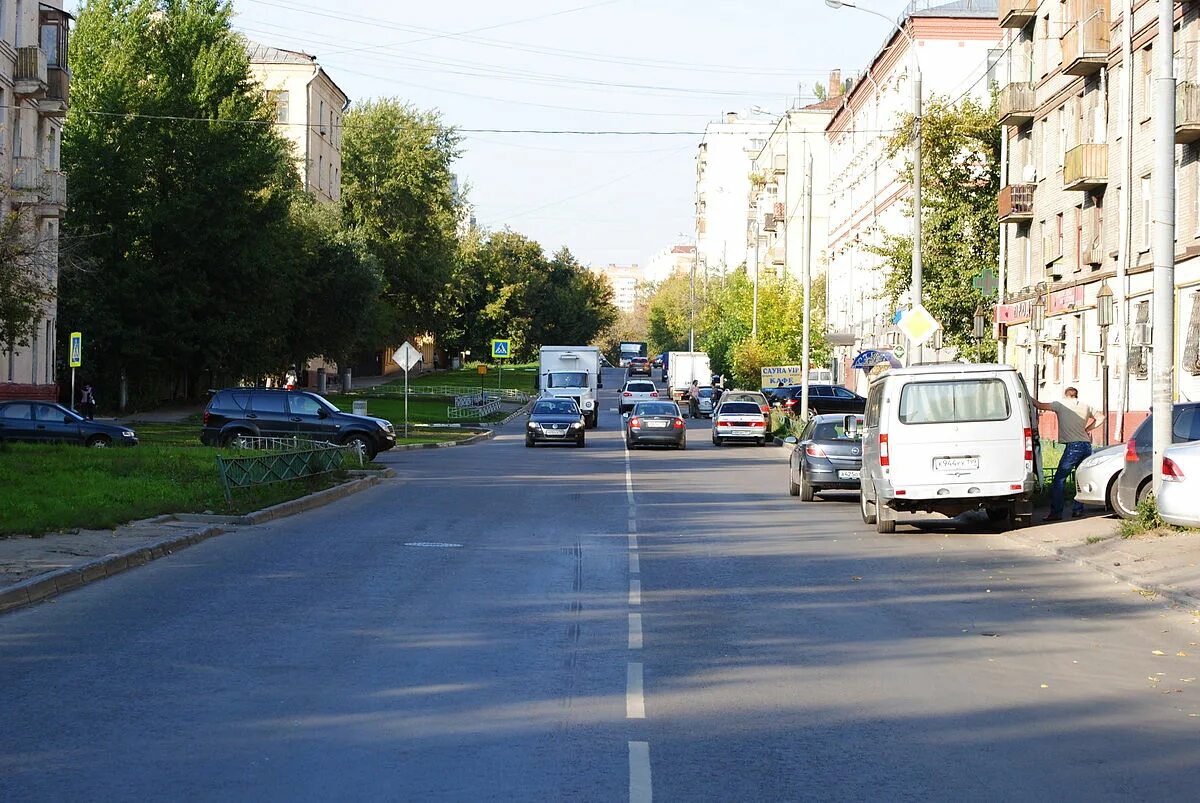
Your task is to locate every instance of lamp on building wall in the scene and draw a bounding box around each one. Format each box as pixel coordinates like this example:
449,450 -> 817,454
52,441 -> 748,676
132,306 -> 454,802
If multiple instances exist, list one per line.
825,0 -> 923,366
1096,281 -> 1115,446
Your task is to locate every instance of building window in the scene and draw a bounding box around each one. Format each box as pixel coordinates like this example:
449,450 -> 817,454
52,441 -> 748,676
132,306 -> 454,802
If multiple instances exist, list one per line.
317,154 -> 323,189
1074,205 -> 1084,272
1142,46 -> 1154,118
1056,212 -> 1064,259
1057,106 -> 1066,168
319,100 -> 326,136
271,91 -> 289,124
45,320 -> 52,384
1141,175 -> 1152,250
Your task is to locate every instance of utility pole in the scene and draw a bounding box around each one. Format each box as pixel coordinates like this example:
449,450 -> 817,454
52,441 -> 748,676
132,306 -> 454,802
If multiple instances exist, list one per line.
800,153 -> 814,420
1151,0 -> 1176,494
752,214 -> 760,338
910,60 -> 923,367
689,242 -> 697,352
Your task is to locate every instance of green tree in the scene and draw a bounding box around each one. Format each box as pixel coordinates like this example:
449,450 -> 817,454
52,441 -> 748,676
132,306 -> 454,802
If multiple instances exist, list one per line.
0,212 -> 58,356
872,94 -> 1000,361
646,273 -> 694,356
60,0 -> 300,402
341,100 -> 462,341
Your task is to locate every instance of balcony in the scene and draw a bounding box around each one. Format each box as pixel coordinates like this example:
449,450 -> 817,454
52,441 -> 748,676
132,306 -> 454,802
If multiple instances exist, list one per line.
1042,232 -> 1063,267
998,183 -> 1035,223
14,47 -> 49,97
999,0 -> 1036,28
40,67 -> 69,117
1063,143 -> 1108,191
1061,2 -> 1109,76
763,213 -> 777,232
41,171 -> 68,212
769,246 -> 785,266
998,82 -> 1036,127
1177,82 -> 1200,144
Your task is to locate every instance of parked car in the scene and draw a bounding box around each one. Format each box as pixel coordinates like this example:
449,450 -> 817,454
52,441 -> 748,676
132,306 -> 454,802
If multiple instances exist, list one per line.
619,379 -> 661,414
0,401 -> 138,448
200,388 -> 396,459
717,389 -> 771,440
624,400 -> 686,450
771,384 -> 866,417
1113,403 -> 1200,518
627,357 -> 652,377
712,400 -> 769,446
1073,443 -> 1126,510
1158,441 -> 1200,528
526,397 -> 586,447
859,363 -> 1040,533
787,414 -> 865,501
651,354 -> 665,369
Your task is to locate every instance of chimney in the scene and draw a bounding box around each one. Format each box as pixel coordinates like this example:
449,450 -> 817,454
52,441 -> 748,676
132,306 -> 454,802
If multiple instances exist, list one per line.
725,111 -> 738,123
829,70 -> 843,97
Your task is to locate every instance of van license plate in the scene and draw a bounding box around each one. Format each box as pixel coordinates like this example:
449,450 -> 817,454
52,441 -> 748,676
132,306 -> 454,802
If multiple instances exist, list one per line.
934,457 -> 979,472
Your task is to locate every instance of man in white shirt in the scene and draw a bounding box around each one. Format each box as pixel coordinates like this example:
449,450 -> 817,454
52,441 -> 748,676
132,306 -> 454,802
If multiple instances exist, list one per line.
1033,386 -> 1104,520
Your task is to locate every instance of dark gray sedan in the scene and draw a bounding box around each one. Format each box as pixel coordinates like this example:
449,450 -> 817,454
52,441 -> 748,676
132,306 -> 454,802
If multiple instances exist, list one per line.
624,401 -> 686,450
0,401 -> 138,447
786,413 -> 864,501
525,398 -> 586,448
1114,402 -> 1200,517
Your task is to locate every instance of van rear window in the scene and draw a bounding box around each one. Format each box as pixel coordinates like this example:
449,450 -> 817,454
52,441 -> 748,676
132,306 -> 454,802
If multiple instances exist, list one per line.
898,379 -> 1011,425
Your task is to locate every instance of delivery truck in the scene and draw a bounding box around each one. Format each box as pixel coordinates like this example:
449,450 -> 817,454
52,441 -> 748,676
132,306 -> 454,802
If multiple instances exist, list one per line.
666,351 -> 712,402
538,346 -> 602,428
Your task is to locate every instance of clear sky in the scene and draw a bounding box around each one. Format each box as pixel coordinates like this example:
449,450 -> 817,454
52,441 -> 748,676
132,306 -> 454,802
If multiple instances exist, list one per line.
170,1 -> 914,266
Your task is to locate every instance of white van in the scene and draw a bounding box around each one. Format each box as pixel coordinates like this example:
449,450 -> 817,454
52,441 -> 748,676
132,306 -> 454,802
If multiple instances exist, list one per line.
858,363 -> 1041,533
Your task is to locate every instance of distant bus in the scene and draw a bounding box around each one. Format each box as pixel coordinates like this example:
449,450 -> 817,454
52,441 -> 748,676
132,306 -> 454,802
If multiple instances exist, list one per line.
618,341 -> 648,367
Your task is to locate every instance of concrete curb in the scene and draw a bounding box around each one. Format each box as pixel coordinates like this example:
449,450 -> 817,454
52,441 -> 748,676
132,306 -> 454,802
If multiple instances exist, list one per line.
0,470 -> 396,616
494,400 -> 534,428
390,429 -> 494,451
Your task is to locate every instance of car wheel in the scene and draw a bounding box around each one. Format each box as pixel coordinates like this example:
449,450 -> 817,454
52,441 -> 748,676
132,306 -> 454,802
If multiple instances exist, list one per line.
86,435 -> 111,448
1135,479 -> 1153,508
757,437 -> 767,447
343,434 -> 375,461
1010,499 -> 1033,529
1105,476 -> 1120,513
875,501 -> 896,534
525,436 -> 534,448
799,471 -> 815,502
221,430 -> 250,448
860,483 -> 877,524
577,436 -> 586,448
986,507 -> 1009,524
712,435 -> 722,447
678,438 -> 687,451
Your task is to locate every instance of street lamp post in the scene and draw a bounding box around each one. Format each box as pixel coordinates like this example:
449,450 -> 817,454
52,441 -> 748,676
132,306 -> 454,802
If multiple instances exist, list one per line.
826,0 -> 922,365
972,304 -> 987,358
1031,294 -> 1046,391
1096,282 -> 1115,447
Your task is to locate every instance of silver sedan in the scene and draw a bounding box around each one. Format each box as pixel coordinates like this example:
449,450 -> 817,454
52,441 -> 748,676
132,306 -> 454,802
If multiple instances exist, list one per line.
1073,444 -> 1125,511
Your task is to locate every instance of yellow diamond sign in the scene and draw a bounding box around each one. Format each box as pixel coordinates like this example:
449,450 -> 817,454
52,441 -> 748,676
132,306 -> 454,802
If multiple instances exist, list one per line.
896,304 -> 941,347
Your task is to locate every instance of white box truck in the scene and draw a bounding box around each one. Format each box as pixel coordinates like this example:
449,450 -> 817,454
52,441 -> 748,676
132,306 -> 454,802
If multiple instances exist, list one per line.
666,351 -> 711,402
538,346 -> 603,428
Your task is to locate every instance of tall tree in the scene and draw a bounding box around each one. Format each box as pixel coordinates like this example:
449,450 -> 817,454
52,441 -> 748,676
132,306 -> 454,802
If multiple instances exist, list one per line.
872,93 -> 1000,360
0,213 -> 58,356
340,100 -> 462,341
61,0 -> 299,402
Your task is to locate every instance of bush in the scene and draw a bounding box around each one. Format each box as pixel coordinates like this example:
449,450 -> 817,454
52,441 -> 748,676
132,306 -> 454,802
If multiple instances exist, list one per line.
1119,495 -> 1182,538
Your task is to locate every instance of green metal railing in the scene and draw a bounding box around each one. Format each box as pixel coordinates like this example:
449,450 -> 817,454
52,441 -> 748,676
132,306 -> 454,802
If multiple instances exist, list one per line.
216,439 -> 362,503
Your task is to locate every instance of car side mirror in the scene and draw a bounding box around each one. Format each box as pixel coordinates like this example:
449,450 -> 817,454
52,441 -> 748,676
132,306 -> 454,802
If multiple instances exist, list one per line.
844,415 -> 860,438
784,435 -> 798,445
318,408 -> 329,419
64,415 -> 73,424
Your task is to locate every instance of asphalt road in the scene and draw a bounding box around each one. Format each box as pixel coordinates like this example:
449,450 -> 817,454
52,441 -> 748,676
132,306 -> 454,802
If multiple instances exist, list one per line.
4,367 -> 1200,800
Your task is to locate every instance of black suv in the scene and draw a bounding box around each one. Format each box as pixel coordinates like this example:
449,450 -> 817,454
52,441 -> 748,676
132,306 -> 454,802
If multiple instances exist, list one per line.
770,384 -> 866,417
201,389 -> 396,459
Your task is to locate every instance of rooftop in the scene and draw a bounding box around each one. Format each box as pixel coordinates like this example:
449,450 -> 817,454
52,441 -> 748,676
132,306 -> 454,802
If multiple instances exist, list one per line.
245,40 -> 316,65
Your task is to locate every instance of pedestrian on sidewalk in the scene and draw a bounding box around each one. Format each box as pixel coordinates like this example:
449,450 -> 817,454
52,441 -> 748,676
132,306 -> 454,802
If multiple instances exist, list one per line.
1033,386 -> 1104,521
80,384 -> 97,421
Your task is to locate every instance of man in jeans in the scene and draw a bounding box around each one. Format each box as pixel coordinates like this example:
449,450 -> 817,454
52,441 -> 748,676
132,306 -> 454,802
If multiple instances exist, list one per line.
1033,386 -> 1104,521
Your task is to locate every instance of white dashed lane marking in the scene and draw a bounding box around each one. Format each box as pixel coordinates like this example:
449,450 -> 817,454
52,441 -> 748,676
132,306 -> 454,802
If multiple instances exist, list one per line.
629,741 -> 652,803
629,551 -> 640,574
629,579 -> 641,606
628,613 -> 643,649
627,662 -> 646,718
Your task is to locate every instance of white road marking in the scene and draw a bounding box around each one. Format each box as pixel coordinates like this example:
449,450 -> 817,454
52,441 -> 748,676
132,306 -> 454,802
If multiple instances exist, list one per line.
629,579 -> 641,606
629,741 -> 652,803
628,515 -> 638,534
628,531 -> 638,550
629,551 -> 640,574
627,662 -> 646,718
628,613 -> 643,649
403,542 -> 463,548
624,439 -> 635,508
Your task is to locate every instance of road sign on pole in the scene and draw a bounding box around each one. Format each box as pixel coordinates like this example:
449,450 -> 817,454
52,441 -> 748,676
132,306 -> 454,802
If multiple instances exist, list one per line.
69,332 -> 82,411
896,305 -> 941,351
392,342 -> 422,438
491,339 -> 511,359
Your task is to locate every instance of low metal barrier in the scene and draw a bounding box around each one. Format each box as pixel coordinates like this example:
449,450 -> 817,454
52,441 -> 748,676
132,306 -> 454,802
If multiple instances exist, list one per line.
356,386 -> 531,403
215,440 -> 362,503
454,392 -> 485,408
447,399 -> 503,420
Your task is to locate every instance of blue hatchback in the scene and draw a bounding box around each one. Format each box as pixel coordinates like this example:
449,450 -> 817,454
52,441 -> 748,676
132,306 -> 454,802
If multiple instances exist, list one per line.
0,401 -> 138,447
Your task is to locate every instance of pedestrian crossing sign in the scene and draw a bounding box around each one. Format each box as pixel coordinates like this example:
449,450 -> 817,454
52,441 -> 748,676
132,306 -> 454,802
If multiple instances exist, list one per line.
491,339 -> 511,359
69,332 -> 82,368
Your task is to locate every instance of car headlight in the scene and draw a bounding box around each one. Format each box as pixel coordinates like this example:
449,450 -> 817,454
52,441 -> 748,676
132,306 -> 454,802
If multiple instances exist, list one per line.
121,430 -> 135,438
527,421 -> 540,429
570,422 -> 583,429
1080,454 -> 1115,470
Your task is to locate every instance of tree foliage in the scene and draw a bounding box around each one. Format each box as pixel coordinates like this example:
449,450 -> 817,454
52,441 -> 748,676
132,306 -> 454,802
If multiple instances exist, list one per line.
0,212 -> 59,354
873,93 -> 1000,360
340,100 -> 462,341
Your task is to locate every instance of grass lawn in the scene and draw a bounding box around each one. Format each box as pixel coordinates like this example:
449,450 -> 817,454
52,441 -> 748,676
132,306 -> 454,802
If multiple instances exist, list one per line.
0,443 -> 350,537
398,364 -> 538,393
328,394 -> 510,426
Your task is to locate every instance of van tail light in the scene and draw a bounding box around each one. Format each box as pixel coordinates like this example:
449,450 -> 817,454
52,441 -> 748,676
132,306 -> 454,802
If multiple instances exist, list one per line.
880,434 -> 889,467
1023,427 -> 1033,461
629,417 -> 641,429
806,443 -> 827,457
1163,457 -> 1185,482
673,417 -> 685,429
1125,438 -> 1139,463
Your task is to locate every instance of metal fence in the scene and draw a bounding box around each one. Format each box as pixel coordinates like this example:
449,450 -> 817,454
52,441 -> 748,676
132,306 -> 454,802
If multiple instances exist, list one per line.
215,439 -> 362,503
447,399 -> 503,420
357,385 -> 530,403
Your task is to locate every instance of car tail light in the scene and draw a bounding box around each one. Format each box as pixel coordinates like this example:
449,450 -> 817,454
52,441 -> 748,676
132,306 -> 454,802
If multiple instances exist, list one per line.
651,391 -> 659,397
1023,427 -> 1033,461
629,417 -> 641,429
717,420 -> 729,427
202,410 -> 210,425
673,417 -> 684,429
880,434 -> 890,467
751,421 -> 765,428
623,392 -> 632,397
1163,457 -> 1185,482
805,443 -> 827,457
1125,438 -> 1138,463
760,405 -> 770,414
784,399 -> 796,409
895,489 -> 907,495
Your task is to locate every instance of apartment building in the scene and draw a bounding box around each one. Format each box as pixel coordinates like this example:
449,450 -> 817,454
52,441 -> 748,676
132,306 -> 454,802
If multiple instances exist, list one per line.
247,41 -> 348,204
695,113 -> 776,276
996,0 -> 1200,442
644,244 -> 695,283
746,85 -> 839,288
825,0 -> 1000,390
1,0 -> 70,401
590,263 -> 646,313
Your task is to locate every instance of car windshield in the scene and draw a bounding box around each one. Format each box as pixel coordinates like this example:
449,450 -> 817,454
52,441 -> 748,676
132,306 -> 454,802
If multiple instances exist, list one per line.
898,379 -> 1011,424
697,388 -> 714,398
635,403 -> 677,417
719,402 -> 762,415
626,383 -> 655,393
534,400 -> 578,415
547,372 -> 588,388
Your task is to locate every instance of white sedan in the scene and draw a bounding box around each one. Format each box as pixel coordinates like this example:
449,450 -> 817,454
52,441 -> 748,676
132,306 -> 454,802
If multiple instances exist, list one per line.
1158,441 -> 1200,528
619,379 -> 661,414
1074,444 -> 1126,510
